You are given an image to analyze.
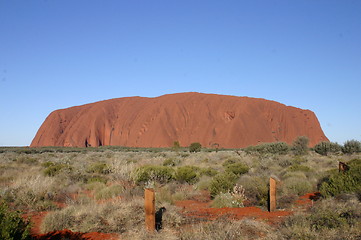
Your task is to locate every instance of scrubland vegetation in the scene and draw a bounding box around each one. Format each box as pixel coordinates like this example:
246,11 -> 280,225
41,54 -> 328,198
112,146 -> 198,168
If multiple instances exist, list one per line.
0,138 -> 360,239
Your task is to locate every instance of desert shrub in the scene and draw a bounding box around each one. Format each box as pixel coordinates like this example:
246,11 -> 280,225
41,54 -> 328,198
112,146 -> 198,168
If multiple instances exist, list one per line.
85,176 -> 108,184
174,166 -> 199,184
244,142 -> 289,154
280,197 -> 361,239
209,172 -> 238,198
155,185 -> 175,204
172,141 -> 181,151
85,181 -> 106,191
42,161 -> 71,177
0,202 -> 31,240
278,158 -> 293,167
238,175 -> 268,206
342,140 -> 361,154
189,142 -> 202,153
43,163 -> 63,176
3,175 -> 58,211
94,185 -> 124,200
319,159 -> 361,197
314,141 -> 342,156
222,158 -> 238,166
196,176 -> 212,190
292,136 -> 309,155
16,156 -> 38,165
40,206 -> 75,233
200,167 -> 218,177
180,153 -> 190,158
86,162 -> 110,174
163,158 -> 178,166
211,184 -> 246,208
42,198 -> 183,234
288,164 -> 311,172
211,192 -> 240,208
283,177 -> 313,195
179,219 -> 276,240
291,156 -> 307,164
224,163 -> 249,176
132,165 -> 174,184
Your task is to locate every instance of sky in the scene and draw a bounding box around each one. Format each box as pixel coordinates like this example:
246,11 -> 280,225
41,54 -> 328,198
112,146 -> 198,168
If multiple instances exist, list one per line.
0,0 -> 360,146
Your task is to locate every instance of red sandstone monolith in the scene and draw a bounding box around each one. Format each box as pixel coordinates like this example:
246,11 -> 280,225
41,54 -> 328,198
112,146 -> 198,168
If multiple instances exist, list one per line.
145,188 -> 155,232
31,92 -> 329,148
269,177 -> 276,212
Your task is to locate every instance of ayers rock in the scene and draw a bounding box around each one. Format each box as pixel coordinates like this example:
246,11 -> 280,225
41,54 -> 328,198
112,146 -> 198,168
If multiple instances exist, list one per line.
31,92 -> 328,148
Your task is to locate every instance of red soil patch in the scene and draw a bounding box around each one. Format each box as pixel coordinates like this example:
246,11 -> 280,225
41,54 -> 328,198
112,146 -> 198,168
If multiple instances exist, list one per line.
175,192 -> 321,224
175,200 -> 292,224
23,211 -> 48,235
31,229 -> 119,240
295,192 -> 321,209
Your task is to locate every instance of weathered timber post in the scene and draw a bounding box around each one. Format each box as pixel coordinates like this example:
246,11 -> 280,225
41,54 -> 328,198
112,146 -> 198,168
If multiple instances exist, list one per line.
269,177 -> 276,212
145,188 -> 155,232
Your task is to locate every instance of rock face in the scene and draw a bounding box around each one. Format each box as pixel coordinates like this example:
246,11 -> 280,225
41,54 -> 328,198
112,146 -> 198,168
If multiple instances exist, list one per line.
31,92 -> 328,148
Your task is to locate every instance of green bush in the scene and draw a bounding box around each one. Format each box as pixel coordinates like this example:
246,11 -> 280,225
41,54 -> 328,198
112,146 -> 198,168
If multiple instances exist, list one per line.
16,156 -> 38,165
319,159 -> 361,197
314,141 -> 342,156
189,142 -> 202,153
163,158 -> 178,166
288,164 -> 311,172
224,163 -> 249,176
132,165 -> 174,184
292,136 -> 309,155
172,141 -> 181,151
94,185 -> 124,200
86,162 -> 110,174
211,192 -> 242,208
280,197 -> 361,239
174,166 -> 200,184
239,175 -> 268,206
309,198 -> 360,230
209,172 -> 238,198
42,162 -> 69,176
0,202 -> 31,240
200,167 -> 218,177
342,140 -> 361,154
222,158 -> 238,166
284,177 -> 313,195
244,142 -> 290,154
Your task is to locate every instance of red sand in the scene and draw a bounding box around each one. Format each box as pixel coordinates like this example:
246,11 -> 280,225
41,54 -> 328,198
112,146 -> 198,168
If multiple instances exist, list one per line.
31,92 -> 328,148
175,192 -> 321,224
175,200 -> 292,224
31,229 -> 118,240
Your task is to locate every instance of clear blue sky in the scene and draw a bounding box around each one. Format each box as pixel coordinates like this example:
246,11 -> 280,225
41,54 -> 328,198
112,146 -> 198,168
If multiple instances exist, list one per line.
0,0 -> 360,146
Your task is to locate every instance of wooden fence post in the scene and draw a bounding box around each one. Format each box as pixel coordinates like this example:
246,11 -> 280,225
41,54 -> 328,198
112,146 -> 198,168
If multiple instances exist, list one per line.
269,177 -> 276,212
145,188 -> 155,232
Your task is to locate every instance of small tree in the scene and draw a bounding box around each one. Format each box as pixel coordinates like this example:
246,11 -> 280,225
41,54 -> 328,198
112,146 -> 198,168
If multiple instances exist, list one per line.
292,136 -> 309,155
189,142 -> 202,153
342,140 -> 361,154
172,141 -> 181,152
314,141 -> 341,156
174,166 -> 200,184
